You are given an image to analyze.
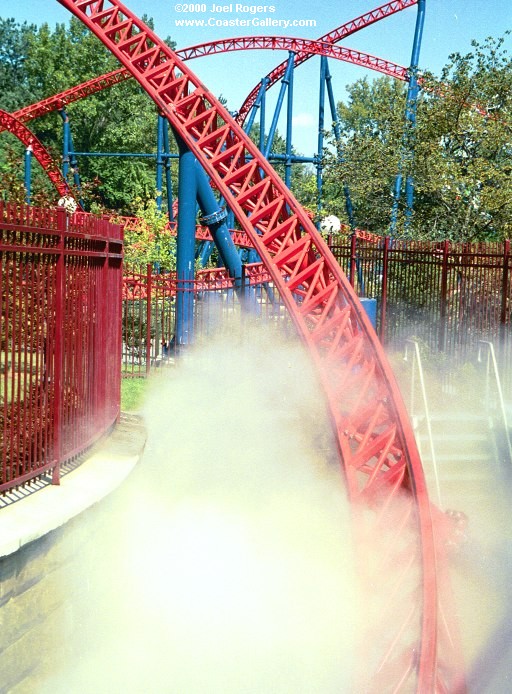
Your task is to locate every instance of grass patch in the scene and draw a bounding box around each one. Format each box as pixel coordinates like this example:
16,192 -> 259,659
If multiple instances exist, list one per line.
121,377 -> 148,412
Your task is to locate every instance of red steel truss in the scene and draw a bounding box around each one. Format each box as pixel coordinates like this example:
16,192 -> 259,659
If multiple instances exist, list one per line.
5,39 -> 406,131
237,0 -> 418,122
10,68 -> 130,125
178,36 -> 408,82
0,109 -> 70,198
55,1 -> 464,690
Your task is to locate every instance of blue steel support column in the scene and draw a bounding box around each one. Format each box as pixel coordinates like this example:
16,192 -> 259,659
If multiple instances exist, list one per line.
59,109 -> 84,208
285,52 -> 295,189
244,77 -> 268,140
156,114 -> 165,211
176,139 -> 198,346
316,56 -> 327,227
67,130 -> 84,206
194,159 -> 243,290
68,134 -> 80,187
24,145 -> 32,204
325,60 -> 356,229
390,0 -> 426,234
259,81 -> 266,153
264,55 -> 295,160
196,240 -> 214,267
59,110 -> 70,180
162,118 -> 174,220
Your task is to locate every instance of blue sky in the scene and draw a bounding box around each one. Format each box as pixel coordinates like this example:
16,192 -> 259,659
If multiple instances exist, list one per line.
2,0 -> 512,153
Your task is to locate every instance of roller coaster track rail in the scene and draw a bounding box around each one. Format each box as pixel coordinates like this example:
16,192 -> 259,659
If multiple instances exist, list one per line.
2,0 -> 465,689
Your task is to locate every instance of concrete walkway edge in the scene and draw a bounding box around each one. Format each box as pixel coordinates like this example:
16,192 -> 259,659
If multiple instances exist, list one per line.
0,413 -> 146,558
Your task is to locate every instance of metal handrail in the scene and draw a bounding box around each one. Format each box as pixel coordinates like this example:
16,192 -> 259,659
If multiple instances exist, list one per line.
404,339 -> 442,507
477,340 -> 512,464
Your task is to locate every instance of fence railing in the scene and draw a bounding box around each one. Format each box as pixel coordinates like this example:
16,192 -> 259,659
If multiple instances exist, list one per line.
1,203 -> 123,493
330,235 -> 511,387
122,238 -> 511,384
121,263 -> 290,376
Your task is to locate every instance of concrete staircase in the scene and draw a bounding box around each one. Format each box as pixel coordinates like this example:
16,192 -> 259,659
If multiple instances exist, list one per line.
413,410 -> 498,513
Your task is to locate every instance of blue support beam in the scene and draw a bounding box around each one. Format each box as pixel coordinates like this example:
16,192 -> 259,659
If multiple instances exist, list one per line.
175,141 -> 198,346
316,56 -> 327,227
285,52 -> 295,189
59,109 -> 84,208
59,110 -> 70,181
174,131 -> 252,342
264,53 -> 295,160
196,240 -> 214,267
24,146 -> 32,205
194,158 -> 243,289
156,114 -> 165,211
259,81 -> 266,153
68,129 -> 83,203
244,77 -> 268,141
390,0 -> 427,235
162,117 -> 174,220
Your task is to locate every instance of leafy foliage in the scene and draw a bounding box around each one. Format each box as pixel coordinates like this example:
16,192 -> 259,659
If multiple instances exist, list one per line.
0,16 -> 177,214
120,198 -> 177,269
323,35 -> 512,241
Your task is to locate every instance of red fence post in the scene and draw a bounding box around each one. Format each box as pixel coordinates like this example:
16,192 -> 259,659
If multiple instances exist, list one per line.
146,263 -> 152,376
439,239 -> 449,352
501,239 -> 510,327
51,208 -> 66,485
349,233 -> 357,288
379,237 -> 389,343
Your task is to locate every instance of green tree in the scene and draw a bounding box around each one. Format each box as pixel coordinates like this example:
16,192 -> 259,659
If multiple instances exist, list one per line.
0,16 -> 177,213
323,35 -> 512,241
121,198 -> 176,269
0,18 -> 38,111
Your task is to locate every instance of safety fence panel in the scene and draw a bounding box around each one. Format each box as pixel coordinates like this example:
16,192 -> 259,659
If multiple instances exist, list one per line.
330,236 -> 510,352
0,203 -> 123,493
122,263 -> 293,376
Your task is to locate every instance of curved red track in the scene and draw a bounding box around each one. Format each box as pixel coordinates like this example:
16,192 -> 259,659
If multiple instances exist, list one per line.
5,38 -> 407,130
237,0 -> 417,123
52,1 -> 464,690
0,109 -> 70,198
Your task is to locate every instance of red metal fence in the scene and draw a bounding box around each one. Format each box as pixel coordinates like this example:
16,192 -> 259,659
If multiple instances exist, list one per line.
1,203 -> 123,493
330,235 -> 511,376
121,263 -> 290,376
121,237 -> 511,390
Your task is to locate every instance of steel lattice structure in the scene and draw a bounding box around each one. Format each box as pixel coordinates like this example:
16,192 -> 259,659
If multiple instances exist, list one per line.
3,39 -> 407,132
237,0 -> 418,122
0,0 -> 467,688
0,109 -> 70,198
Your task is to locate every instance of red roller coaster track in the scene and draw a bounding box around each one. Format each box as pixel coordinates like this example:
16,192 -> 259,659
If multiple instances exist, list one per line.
39,1 -> 464,689
6,39 -> 407,130
237,0 -> 418,123
0,109 -> 70,198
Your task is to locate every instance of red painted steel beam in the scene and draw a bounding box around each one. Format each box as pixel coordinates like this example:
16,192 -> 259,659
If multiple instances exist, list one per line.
6,39 -> 406,132
55,1 -> 464,690
237,0 -> 418,123
118,214 -> 254,248
10,68 -> 130,125
0,109 -> 70,198
178,36 -> 408,82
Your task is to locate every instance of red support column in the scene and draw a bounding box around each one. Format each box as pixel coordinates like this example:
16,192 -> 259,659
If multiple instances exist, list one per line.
51,208 -> 66,485
379,236 -> 389,343
146,263 -> 152,376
